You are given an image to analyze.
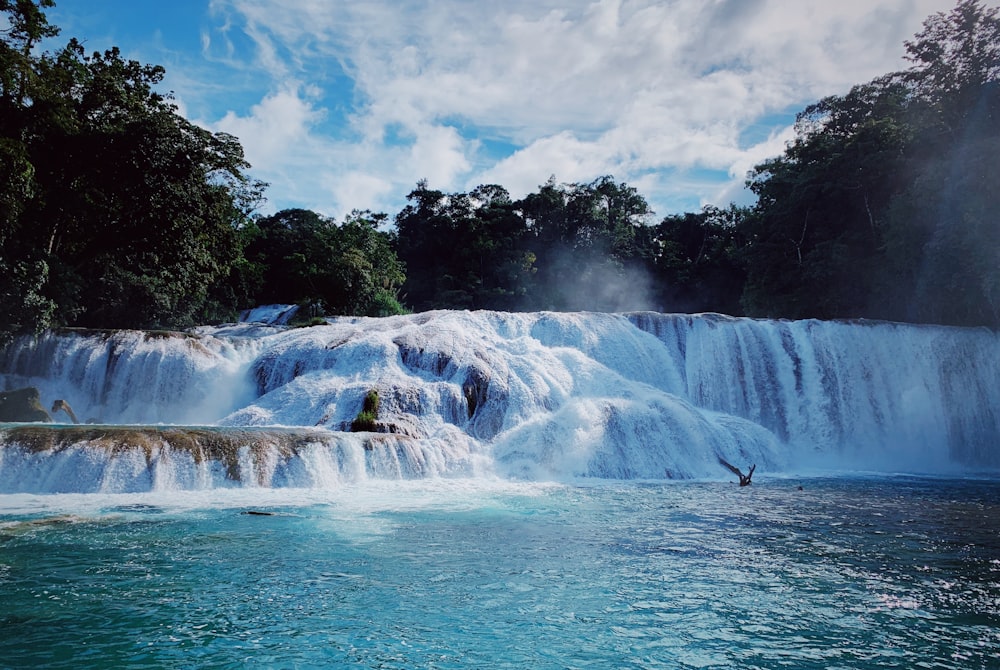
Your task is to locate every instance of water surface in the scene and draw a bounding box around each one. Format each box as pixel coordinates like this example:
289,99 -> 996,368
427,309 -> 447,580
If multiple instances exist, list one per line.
1,477 -> 998,669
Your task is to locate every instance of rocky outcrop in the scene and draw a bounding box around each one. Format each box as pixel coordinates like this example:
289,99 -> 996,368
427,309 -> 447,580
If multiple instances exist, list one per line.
0,387 -> 52,422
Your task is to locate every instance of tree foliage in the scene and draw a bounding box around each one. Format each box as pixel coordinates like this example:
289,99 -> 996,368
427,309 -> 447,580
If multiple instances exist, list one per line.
395,176 -> 666,313
741,79 -> 913,318
247,208 -> 406,317
645,205 -> 747,316
395,181 -> 535,311
739,0 -> 1000,327
900,0 -> 1000,127
516,176 -> 654,311
0,0 -> 264,340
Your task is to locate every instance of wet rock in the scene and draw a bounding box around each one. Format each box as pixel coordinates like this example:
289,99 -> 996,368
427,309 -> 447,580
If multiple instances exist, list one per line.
0,387 -> 52,422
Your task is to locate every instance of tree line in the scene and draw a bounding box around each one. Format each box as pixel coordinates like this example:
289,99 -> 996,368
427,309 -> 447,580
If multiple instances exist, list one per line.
1,0 -> 997,344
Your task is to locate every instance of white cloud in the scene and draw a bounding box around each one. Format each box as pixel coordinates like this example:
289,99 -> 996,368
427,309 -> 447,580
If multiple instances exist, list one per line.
477,130 -> 616,195
711,123 -> 800,208
406,124 -> 472,185
211,86 -> 323,167
326,172 -> 394,215
193,0 -> 952,217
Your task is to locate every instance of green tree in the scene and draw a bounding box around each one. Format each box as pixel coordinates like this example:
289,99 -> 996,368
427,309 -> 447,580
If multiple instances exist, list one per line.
335,210 -> 407,316
645,205 -> 747,315
739,0 -> 1000,327
248,208 -> 406,316
0,0 -> 60,343
880,0 -> 1000,326
465,184 -> 535,310
36,43 -> 264,328
0,0 -> 59,111
516,176 -> 653,311
898,0 -> 1000,130
0,2 -> 265,334
740,79 -> 912,319
249,208 -> 334,307
392,182 -> 457,309
394,181 -> 533,311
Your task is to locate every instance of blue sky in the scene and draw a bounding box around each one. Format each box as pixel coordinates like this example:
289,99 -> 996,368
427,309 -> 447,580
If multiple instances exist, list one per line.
45,0 -> 955,220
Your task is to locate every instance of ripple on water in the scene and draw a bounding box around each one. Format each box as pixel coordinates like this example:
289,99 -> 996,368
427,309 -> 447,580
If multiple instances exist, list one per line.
0,478 -> 998,669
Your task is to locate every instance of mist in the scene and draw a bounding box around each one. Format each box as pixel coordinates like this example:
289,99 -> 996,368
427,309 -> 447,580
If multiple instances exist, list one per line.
520,250 -> 664,313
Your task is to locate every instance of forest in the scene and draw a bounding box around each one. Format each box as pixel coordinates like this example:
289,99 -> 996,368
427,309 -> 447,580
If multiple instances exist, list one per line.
1,0 -> 998,344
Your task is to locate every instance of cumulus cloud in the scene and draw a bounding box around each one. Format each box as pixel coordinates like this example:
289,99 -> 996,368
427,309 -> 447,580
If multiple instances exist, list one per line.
195,0 -> 950,217
211,87 -> 323,167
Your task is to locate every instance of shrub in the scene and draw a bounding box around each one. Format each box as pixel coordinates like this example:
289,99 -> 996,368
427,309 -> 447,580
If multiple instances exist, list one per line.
350,390 -> 380,432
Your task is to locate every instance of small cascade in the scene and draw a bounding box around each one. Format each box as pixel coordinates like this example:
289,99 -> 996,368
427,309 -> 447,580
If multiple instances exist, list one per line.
0,329 -> 256,425
0,425 -> 479,493
1,310 -> 998,492
239,304 -> 301,325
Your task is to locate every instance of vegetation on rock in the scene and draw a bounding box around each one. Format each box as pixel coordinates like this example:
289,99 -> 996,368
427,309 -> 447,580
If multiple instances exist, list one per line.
350,390 -> 380,432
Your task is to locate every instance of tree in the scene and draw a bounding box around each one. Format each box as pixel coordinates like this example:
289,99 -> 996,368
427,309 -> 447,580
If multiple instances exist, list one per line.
898,0 -> 1000,129
879,83 -> 1000,326
738,0 -> 1000,327
335,210 -> 407,316
516,176 -> 654,311
36,43 -> 264,328
465,184 -> 535,310
393,181 -> 457,310
0,1 -> 59,343
0,0 -> 59,111
0,135 -> 54,344
740,78 -> 913,319
247,208 -> 406,316
394,181 -> 533,311
0,2 -> 266,333
646,205 -> 747,315
880,0 -> 1000,326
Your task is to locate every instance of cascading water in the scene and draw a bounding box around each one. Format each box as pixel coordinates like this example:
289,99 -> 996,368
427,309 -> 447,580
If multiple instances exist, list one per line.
1,310 -> 997,492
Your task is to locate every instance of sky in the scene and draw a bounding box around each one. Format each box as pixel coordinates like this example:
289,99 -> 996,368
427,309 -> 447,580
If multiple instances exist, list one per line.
44,0 -> 958,220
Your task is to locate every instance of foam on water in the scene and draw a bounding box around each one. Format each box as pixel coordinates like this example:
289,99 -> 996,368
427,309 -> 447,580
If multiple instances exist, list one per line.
1,310 -> 998,492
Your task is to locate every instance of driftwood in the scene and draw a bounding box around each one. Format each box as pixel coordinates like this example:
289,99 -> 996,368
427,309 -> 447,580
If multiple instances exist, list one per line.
719,457 -> 755,486
51,400 -> 80,424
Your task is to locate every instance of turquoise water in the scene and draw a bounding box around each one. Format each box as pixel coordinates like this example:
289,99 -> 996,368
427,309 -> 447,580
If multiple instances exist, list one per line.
1,477 -> 998,669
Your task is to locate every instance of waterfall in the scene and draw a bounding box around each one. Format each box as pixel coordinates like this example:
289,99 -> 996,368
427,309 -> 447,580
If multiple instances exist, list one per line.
1,311 -> 997,492
0,426 -> 478,493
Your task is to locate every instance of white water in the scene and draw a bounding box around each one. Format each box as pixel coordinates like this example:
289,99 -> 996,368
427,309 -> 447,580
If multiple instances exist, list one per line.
1,310 -> 998,491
